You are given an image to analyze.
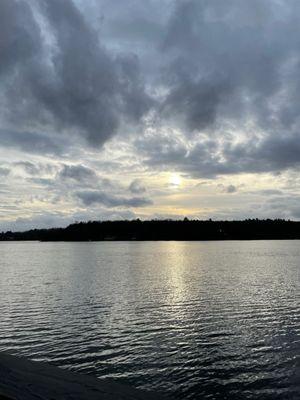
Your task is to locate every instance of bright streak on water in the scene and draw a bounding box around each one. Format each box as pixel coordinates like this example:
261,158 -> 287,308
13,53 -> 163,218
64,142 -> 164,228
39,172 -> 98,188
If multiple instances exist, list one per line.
0,241 -> 299,399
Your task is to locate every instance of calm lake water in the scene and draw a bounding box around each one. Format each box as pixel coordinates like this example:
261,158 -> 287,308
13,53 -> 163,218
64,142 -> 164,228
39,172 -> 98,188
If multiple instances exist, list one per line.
0,241 -> 299,399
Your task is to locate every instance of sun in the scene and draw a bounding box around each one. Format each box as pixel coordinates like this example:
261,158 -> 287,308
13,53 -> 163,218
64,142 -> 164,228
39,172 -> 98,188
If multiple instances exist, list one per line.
169,173 -> 182,186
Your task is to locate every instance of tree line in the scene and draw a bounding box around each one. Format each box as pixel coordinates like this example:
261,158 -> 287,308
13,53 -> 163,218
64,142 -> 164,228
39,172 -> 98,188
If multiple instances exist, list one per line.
1,218 -> 300,241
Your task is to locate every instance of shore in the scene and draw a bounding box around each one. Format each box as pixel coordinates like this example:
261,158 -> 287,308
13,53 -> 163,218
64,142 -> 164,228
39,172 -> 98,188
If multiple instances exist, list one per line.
2,219 -> 300,242
0,352 -> 169,400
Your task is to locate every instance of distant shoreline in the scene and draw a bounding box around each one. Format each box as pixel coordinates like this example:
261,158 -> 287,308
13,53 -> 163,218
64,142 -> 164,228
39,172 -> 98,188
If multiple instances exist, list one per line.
1,219 -> 300,241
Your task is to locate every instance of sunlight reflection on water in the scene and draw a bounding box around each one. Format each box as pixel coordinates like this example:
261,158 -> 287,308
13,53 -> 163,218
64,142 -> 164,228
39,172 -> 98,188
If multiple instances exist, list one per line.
0,240 -> 299,399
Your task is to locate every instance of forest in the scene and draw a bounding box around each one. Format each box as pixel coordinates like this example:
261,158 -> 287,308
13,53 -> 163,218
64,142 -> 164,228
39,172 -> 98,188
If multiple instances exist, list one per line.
1,219 -> 300,241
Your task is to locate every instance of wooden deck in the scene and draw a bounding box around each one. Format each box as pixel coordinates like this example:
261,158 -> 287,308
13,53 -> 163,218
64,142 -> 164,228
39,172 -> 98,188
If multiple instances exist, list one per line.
0,352 -> 169,400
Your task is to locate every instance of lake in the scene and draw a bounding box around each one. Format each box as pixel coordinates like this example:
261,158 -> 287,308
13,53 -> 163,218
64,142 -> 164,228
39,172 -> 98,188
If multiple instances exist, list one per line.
0,241 -> 299,399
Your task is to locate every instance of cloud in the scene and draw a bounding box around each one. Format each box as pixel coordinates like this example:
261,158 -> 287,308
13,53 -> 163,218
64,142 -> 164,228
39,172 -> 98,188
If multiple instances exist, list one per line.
76,190 -> 152,208
0,209 -> 137,232
257,189 -> 283,196
14,161 -> 55,176
2,0 -> 300,177
56,164 -> 115,193
0,129 -> 68,156
58,164 -> 97,182
226,185 -> 237,194
133,0 -> 300,178
136,129 -> 300,178
0,0 -> 40,76
15,161 -> 41,175
28,178 -> 54,186
265,194 -> 300,219
161,0 -> 296,133
0,167 -> 10,177
0,0 -> 153,154
129,179 -> 146,194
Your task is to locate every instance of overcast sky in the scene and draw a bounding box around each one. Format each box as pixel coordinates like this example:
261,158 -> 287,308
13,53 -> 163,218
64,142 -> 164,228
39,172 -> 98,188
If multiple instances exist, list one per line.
1,0 -> 300,231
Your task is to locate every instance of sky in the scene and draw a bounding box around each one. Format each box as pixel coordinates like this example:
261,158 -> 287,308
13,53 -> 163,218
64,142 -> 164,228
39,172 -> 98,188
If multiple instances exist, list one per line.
1,0 -> 300,231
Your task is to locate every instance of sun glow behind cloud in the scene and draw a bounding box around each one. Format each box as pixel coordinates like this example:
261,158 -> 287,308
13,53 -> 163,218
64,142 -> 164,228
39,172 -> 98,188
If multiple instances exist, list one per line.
169,174 -> 182,187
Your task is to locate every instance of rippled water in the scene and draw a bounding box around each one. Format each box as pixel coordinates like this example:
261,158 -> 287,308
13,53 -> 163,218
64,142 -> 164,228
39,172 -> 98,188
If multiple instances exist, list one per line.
0,241 -> 299,399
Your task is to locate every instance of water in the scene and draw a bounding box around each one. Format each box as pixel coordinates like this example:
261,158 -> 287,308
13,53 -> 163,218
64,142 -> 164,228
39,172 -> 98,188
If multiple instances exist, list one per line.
0,241 -> 299,399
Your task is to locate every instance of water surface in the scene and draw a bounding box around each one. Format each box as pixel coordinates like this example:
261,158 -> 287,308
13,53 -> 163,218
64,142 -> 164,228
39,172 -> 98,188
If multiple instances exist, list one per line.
0,241 -> 299,399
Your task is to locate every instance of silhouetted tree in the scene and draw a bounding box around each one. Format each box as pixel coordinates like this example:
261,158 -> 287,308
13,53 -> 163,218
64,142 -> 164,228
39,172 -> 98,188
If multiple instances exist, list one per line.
0,219 -> 300,241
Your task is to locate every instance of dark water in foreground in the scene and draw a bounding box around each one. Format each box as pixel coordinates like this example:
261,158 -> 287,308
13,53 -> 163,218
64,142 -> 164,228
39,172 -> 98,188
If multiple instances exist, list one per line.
0,241 -> 299,399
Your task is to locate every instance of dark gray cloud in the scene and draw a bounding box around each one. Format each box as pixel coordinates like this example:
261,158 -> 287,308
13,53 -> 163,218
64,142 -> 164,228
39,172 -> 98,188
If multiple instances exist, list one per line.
58,164 -> 97,182
0,167 -> 10,177
226,185 -> 237,194
28,178 -> 54,186
161,0 -> 297,131
265,194 -> 300,219
129,179 -> 146,194
136,131 -> 300,178
0,0 -> 40,76
223,134 -> 300,174
76,190 -> 152,208
133,0 -> 300,178
57,164 -> 115,192
0,0 -> 152,154
0,129 -> 68,156
2,0 -> 300,176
